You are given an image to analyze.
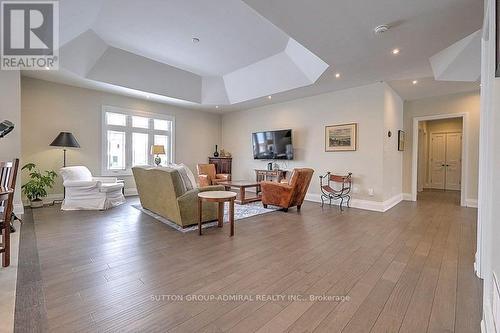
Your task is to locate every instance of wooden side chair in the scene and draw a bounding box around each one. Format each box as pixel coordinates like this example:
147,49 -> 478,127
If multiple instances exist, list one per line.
0,158 -> 19,267
319,172 -> 352,211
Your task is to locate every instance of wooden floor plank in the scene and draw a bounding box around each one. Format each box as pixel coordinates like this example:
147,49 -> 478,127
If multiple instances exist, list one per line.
13,190 -> 482,333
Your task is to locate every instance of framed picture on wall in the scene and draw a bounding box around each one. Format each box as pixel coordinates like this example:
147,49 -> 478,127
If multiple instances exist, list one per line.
398,130 -> 406,151
325,123 -> 357,152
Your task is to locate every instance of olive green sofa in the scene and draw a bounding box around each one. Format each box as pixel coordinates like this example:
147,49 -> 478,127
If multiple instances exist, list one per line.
132,166 -> 223,227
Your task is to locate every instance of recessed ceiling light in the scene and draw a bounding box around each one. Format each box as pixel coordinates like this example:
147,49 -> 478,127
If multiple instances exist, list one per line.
412,80 -> 418,85
267,95 -> 272,100
335,73 -> 341,78
392,48 -> 400,55
192,37 -> 200,43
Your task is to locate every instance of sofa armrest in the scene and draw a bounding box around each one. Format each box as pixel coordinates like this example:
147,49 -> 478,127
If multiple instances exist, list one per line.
63,180 -> 99,188
199,185 -> 225,192
215,173 -> 231,181
177,188 -> 199,205
177,185 -> 224,204
198,174 -> 210,187
93,177 -> 118,183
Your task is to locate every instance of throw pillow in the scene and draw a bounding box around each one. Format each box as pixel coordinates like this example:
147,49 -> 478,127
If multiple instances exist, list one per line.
172,164 -> 194,191
179,163 -> 198,188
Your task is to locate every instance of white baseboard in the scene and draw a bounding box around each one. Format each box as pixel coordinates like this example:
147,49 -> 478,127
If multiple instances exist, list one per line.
403,193 -> 413,201
305,193 -> 403,213
466,198 -> 478,208
383,194 -> 403,211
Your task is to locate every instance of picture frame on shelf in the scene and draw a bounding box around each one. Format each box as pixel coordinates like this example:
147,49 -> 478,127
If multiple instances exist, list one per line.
325,123 -> 357,152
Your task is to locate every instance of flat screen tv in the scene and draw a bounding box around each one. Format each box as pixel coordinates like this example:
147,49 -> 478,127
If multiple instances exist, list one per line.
252,129 -> 293,160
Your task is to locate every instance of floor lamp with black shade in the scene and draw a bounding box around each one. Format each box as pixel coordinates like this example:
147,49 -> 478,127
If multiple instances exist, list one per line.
50,132 -> 80,202
50,132 -> 80,167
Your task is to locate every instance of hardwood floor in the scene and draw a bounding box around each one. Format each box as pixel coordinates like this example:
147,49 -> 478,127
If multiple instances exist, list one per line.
15,190 -> 482,332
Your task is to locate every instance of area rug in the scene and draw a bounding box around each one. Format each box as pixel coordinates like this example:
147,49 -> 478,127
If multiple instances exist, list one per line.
132,202 -> 278,233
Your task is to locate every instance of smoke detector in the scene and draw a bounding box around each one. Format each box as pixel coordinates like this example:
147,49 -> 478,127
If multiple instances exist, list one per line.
374,25 -> 390,34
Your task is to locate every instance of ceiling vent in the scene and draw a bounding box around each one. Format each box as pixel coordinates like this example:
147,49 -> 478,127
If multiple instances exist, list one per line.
374,25 -> 390,34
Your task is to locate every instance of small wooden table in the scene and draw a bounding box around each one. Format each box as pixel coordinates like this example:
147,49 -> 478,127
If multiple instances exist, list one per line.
218,180 -> 261,205
198,191 -> 237,236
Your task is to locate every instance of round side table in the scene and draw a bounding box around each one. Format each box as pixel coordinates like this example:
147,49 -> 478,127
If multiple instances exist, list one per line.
198,191 -> 237,236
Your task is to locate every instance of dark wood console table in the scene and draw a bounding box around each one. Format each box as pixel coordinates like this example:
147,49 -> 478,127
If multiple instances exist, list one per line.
209,157 -> 232,175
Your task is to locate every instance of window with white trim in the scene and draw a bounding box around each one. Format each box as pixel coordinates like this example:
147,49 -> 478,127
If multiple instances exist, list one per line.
102,106 -> 174,175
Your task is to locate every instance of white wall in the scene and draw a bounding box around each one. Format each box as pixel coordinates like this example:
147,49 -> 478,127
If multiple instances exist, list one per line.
222,82 -> 403,209
21,77 -> 222,197
479,1 -> 500,330
0,71 -> 22,214
402,91 -> 480,201
383,85 -> 404,201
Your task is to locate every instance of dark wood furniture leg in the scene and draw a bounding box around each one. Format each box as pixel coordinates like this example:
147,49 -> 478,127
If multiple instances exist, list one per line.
198,198 -> 202,235
0,191 -> 13,267
2,212 -> 10,267
218,202 -> 224,227
229,198 -> 235,236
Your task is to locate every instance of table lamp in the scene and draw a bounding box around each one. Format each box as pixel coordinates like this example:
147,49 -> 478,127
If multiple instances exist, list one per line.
151,145 -> 165,166
50,132 -> 80,167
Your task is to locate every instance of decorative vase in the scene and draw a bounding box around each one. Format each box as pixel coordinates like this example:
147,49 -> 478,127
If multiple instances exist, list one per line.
213,145 -> 219,157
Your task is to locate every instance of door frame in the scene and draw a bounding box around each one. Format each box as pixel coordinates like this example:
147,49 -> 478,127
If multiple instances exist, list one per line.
411,113 -> 469,206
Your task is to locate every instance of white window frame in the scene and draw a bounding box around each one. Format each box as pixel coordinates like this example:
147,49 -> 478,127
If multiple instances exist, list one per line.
101,105 -> 175,176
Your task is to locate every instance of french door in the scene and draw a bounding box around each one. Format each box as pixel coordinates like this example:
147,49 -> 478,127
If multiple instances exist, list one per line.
429,132 -> 462,191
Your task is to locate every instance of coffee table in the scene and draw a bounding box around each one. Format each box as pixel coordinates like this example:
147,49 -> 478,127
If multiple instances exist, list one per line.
218,180 -> 261,205
198,191 -> 237,236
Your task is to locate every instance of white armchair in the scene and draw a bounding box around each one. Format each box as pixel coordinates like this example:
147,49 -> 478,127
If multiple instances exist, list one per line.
60,166 -> 125,211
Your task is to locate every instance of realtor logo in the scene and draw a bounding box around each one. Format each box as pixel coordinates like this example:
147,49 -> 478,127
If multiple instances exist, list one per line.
1,1 -> 59,70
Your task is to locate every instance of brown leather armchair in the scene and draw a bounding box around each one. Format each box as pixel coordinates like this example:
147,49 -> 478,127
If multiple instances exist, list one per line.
261,168 -> 314,211
197,164 -> 231,187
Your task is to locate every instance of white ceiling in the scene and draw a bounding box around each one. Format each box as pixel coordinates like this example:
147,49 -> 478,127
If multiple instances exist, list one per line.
388,77 -> 479,101
23,0 -> 483,111
92,0 -> 290,76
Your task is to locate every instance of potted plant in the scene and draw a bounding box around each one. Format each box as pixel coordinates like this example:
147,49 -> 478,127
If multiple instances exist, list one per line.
21,163 -> 57,208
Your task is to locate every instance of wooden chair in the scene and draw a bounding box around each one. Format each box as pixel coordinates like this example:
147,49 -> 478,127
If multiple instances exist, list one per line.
319,172 -> 352,211
0,158 -> 19,267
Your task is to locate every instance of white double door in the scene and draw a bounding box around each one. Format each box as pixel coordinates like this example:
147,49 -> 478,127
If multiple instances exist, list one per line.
429,132 -> 462,191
